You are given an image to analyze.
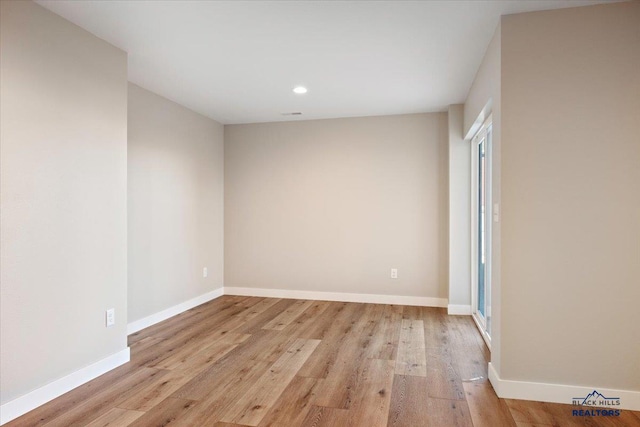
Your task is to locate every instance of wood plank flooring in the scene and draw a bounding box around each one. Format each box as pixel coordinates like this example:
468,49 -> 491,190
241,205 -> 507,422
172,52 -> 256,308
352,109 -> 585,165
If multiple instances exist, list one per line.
6,296 -> 640,427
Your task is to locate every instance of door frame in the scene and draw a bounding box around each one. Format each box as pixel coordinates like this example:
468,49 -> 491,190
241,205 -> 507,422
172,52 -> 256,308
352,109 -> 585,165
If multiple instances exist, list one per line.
470,115 -> 492,349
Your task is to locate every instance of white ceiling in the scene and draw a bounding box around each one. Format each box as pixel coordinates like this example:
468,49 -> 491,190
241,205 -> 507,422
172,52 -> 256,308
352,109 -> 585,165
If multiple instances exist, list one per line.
38,0 -> 616,124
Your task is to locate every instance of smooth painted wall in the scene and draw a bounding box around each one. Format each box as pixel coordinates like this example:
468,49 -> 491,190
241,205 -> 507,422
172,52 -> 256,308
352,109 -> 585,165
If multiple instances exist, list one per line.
225,113 -> 448,299
447,105 -> 471,309
128,84 -> 224,323
0,0 -> 128,404
464,23 -> 501,139
501,2 -> 640,390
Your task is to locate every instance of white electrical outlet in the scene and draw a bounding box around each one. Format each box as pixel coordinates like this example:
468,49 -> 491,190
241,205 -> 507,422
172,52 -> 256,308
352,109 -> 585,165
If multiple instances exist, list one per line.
106,308 -> 115,327
203,267 -> 208,278
390,268 -> 398,279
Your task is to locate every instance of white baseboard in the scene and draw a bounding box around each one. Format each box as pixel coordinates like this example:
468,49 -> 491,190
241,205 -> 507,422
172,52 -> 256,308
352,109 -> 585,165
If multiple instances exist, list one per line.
0,347 -> 130,425
447,304 -> 471,315
488,362 -> 640,411
126,285 -> 445,336
224,286 -> 448,307
127,287 -> 224,335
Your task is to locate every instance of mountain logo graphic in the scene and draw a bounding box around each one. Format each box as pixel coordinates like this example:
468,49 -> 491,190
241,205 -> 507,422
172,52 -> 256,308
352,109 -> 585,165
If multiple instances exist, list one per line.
573,390 -> 620,406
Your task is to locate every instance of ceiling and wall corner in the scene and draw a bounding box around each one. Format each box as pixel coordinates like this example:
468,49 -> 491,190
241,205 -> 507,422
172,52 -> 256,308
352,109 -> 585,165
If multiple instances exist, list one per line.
36,0 -> 618,124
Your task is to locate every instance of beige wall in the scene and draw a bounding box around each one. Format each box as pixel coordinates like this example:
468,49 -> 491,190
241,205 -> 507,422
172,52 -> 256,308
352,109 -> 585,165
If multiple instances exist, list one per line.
447,105 -> 471,309
225,113 -> 448,299
501,2 -> 640,390
128,84 -> 224,323
464,23 -> 501,139
0,0 -> 128,405
463,23 -> 502,370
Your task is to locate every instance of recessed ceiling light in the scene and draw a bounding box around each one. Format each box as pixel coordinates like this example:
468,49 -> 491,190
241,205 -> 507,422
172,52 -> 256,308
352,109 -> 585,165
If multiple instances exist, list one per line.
293,86 -> 307,94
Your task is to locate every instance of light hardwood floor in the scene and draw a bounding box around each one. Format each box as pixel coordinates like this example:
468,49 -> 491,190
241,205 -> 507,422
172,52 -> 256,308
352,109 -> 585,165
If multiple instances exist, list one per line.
6,296 -> 640,426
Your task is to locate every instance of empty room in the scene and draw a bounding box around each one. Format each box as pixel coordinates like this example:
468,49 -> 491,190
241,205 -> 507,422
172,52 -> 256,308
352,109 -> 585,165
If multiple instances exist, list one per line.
1,0 -> 639,426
